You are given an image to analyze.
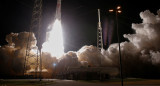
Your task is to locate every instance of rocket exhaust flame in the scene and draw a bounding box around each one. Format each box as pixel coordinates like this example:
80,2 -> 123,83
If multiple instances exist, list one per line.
42,0 -> 63,58
42,19 -> 64,58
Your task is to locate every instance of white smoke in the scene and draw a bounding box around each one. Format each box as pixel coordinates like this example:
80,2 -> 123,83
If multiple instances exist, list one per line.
0,32 -> 37,76
99,10 -> 160,77
150,51 -> 160,65
1,9 -> 160,78
123,10 -> 160,64
56,51 -> 81,71
56,9 -> 160,77
77,45 -> 102,66
77,45 -> 113,66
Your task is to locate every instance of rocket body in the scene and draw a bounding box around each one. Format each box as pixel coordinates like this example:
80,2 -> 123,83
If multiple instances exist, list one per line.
98,9 -> 102,30
55,0 -> 61,20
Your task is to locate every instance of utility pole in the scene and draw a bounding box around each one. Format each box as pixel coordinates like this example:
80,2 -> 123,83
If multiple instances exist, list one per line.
109,6 -> 123,86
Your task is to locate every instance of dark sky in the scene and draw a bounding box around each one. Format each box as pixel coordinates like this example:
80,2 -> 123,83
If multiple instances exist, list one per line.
1,0 -> 159,52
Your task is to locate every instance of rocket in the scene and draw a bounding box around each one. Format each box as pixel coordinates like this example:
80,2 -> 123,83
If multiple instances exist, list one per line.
97,9 -> 102,30
97,9 -> 103,49
55,0 -> 61,21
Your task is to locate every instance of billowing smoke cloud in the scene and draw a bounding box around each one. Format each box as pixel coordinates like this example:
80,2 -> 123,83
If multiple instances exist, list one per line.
56,9 -> 160,78
102,10 -> 160,78
56,51 -> 81,71
0,32 -> 37,77
1,10 -> 160,78
123,10 -> 160,64
77,45 -> 112,67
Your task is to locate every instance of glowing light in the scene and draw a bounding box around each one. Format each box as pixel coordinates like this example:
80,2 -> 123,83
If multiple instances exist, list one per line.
27,68 -> 48,73
30,48 -> 38,54
117,6 -> 121,10
42,19 -> 64,58
117,10 -> 122,13
109,9 -> 114,12
53,63 -> 57,67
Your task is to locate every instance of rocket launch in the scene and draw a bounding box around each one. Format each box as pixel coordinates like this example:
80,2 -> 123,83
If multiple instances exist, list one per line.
55,0 -> 61,21
42,0 -> 64,58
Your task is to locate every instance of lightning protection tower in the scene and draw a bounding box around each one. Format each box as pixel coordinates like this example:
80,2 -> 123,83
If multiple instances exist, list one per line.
97,9 -> 103,50
23,0 -> 42,78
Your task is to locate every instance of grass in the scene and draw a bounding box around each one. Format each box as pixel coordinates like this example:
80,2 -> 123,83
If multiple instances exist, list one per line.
79,78 -> 160,85
0,80 -> 55,86
1,78 -> 160,85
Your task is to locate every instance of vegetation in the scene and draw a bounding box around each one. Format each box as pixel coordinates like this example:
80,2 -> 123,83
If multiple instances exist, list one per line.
79,78 -> 160,85
0,80 -> 54,86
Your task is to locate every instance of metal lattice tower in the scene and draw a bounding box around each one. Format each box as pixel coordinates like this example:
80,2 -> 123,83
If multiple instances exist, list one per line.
97,9 -> 103,50
23,0 -> 42,78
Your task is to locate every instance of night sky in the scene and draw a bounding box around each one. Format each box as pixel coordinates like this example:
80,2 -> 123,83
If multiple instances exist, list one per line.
1,0 -> 159,52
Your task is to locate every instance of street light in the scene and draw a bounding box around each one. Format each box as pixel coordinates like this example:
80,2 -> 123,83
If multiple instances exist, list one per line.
109,6 -> 123,86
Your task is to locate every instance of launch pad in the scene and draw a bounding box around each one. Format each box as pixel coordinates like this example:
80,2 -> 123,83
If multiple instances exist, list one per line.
56,67 -> 119,80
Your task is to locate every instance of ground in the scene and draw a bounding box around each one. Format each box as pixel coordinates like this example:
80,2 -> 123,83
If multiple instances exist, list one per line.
0,79 -> 160,86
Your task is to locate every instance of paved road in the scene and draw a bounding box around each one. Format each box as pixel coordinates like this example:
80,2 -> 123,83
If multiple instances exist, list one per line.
46,79 -> 159,86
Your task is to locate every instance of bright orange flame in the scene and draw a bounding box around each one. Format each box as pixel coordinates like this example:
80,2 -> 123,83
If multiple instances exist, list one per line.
42,19 -> 64,58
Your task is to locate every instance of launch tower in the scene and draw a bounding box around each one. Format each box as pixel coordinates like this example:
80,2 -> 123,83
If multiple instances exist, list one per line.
23,0 -> 42,78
